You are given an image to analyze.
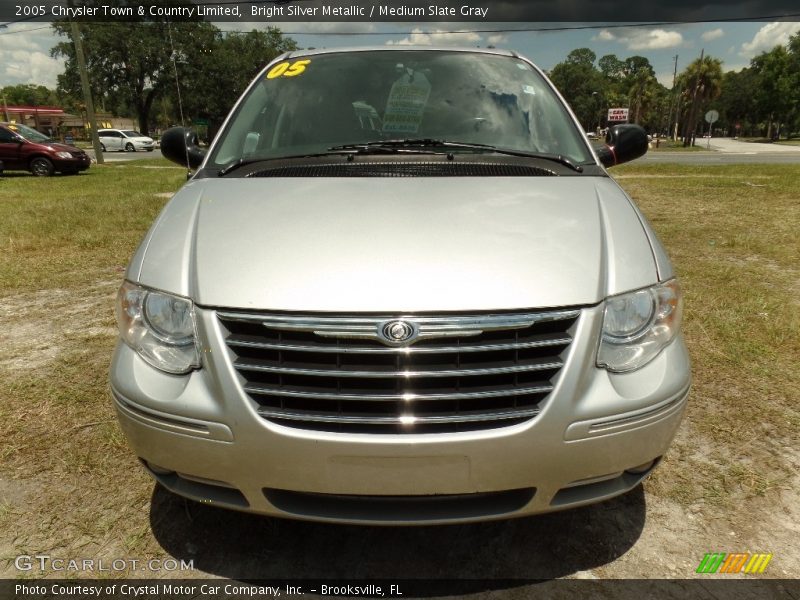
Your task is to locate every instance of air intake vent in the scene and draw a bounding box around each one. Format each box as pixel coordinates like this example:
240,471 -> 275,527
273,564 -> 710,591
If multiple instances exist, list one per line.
247,162 -> 556,178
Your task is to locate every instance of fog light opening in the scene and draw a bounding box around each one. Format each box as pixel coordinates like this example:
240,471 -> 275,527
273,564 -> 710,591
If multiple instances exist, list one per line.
140,459 -> 174,476
625,457 -> 661,475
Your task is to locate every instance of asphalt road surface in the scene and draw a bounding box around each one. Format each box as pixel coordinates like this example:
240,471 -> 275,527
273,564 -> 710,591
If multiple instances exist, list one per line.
89,148 -> 164,162
639,137 -> 800,164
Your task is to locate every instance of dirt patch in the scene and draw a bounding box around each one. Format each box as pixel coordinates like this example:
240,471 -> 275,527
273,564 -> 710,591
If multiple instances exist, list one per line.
0,281 -> 118,374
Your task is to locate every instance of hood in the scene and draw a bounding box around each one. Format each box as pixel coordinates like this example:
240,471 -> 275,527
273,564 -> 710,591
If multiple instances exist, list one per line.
132,176 -> 659,312
32,141 -> 84,153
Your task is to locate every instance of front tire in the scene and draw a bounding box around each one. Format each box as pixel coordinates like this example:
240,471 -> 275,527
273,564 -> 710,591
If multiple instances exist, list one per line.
30,157 -> 54,177
100,143 -> 106,152
125,143 -> 135,152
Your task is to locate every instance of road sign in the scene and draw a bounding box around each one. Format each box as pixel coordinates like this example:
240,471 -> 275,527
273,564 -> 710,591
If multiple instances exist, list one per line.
608,108 -> 629,122
705,110 -> 719,124
193,118 -> 209,126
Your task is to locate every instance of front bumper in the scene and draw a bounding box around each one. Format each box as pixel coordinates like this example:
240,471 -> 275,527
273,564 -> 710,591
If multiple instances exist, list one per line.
109,304 -> 690,525
54,155 -> 91,172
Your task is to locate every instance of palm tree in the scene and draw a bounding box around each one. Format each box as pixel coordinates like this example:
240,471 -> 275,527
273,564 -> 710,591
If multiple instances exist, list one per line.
627,68 -> 658,124
677,54 -> 723,146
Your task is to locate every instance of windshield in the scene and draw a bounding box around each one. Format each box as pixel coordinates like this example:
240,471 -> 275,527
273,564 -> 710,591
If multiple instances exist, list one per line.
209,50 -> 594,168
8,123 -> 50,143
122,130 -> 143,137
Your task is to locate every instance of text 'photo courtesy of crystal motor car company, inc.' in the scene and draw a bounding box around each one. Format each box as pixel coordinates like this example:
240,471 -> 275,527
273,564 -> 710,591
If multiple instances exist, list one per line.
110,47 -> 690,525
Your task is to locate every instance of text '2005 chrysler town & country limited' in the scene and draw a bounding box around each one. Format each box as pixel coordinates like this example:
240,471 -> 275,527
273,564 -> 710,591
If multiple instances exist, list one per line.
111,48 -> 690,524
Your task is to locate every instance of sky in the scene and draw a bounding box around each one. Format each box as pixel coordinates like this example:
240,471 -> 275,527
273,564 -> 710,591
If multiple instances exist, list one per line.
1,20 -> 799,94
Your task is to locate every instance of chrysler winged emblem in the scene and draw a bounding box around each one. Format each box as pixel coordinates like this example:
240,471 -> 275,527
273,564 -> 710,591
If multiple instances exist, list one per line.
378,320 -> 418,345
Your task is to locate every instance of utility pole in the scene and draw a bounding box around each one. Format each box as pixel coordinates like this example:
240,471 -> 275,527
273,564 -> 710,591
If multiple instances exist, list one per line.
2,93 -> 9,122
665,54 -> 678,141
683,48 -> 704,148
69,20 -> 104,164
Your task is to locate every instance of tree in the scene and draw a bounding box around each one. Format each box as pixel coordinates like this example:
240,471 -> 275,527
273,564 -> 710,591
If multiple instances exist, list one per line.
620,56 -> 661,126
171,28 -> 297,136
717,68 -> 759,136
622,55 -> 655,79
676,54 -> 723,146
788,33 -> 800,136
598,54 -> 626,81
51,21 -> 295,136
0,84 -> 60,106
750,45 -> 793,138
549,48 -> 606,131
52,21 -> 195,135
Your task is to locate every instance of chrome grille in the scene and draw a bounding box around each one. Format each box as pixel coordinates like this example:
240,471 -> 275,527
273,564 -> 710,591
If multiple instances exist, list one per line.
218,310 -> 579,434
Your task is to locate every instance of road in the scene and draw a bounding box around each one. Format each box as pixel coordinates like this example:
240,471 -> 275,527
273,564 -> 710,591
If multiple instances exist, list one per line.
639,137 -> 800,164
88,148 -> 164,162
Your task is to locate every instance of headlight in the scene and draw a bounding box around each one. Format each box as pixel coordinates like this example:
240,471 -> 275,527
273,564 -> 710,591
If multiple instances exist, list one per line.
597,279 -> 683,372
115,281 -> 200,374
55,151 -> 72,159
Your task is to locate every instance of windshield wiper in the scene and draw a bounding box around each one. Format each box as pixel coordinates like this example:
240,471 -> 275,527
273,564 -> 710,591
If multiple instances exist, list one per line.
218,157 -> 269,177
218,146 -> 432,176
218,151 -> 351,176
330,139 -> 585,172
328,140 -> 447,155
219,140 -> 585,176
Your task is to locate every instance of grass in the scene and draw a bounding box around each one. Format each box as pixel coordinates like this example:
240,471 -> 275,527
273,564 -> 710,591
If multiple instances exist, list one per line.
0,161 -> 184,294
737,137 -> 800,146
613,162 -> 800,507
1,160 -> 799,576
648,139 -> 707,151
0,161 -> 186,577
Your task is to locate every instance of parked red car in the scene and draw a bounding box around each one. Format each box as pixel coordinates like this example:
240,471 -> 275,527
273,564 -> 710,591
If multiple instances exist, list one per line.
0,122 -> 91,176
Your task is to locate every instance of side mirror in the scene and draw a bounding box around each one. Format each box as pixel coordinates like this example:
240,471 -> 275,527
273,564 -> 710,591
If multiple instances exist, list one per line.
160,127 -> 206,169
596,124 -> 648,167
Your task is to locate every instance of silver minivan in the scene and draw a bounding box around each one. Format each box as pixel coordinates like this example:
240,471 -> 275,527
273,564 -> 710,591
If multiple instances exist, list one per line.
111,47 -> 690,524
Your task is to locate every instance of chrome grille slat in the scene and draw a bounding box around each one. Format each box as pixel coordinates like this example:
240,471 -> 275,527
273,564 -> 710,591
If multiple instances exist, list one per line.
226,336 -> 572,354
235,360 -> 563,378
258,407 -> 541,425
217,310 -> 580,337
243,384 -> 555,402
219,309 -> 578,434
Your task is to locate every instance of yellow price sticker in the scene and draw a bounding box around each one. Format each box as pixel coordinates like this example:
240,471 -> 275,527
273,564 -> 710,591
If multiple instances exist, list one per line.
267,59 -> 311,79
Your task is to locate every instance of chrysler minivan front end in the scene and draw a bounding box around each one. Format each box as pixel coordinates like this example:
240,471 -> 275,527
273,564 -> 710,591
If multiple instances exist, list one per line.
110,47 -> 690,524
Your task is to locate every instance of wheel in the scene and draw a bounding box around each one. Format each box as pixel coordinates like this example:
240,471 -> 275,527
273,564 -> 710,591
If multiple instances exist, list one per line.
30,157 -> 54,177
100,143 -> 106,152
125,142 -> 135,152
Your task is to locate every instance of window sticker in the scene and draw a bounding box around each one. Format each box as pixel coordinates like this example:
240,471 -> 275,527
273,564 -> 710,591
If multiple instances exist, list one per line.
266,59 -> 311,79
382,71 -> 431,135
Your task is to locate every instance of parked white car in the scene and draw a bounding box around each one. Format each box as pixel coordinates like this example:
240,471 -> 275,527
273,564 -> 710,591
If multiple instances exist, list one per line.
97,129 -> 155,152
